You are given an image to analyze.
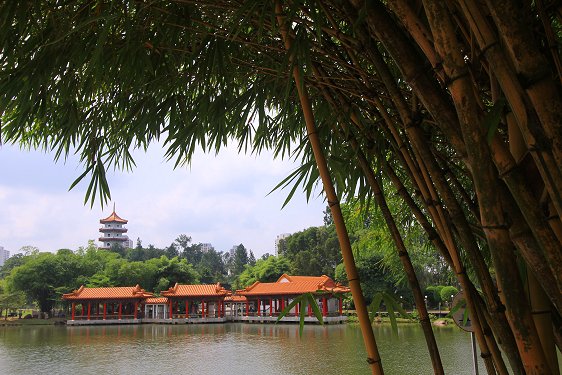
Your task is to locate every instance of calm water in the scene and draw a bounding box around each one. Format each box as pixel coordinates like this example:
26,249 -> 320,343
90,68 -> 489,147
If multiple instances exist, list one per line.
0,323 -> 485,374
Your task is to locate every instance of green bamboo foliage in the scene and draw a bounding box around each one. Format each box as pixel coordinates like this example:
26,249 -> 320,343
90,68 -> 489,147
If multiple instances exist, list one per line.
1,1 -> 561,373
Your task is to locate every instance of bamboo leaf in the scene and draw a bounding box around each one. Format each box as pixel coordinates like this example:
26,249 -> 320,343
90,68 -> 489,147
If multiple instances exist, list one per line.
276,296 -> 301,323
307,293 -> 324,325
369,292 -> 384,323
385,293 -> 398,335
299,300 -> 306,337
68,164 -> 95,191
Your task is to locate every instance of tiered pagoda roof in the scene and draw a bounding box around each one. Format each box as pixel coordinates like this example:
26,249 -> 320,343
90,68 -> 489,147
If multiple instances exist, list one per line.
62,285 -> 153,301
236,274 -> 351,296
100,210 -> 128,224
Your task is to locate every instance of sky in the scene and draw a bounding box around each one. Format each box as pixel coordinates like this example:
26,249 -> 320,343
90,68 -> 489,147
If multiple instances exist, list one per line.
0,142 -> 326,258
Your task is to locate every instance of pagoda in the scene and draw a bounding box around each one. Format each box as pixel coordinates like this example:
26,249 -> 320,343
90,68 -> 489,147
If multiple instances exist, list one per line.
99,205 -> 131,249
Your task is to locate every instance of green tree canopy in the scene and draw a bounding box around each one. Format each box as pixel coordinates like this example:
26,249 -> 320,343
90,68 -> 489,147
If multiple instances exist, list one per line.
236,255 -> 292,289
281,226 -> 341,277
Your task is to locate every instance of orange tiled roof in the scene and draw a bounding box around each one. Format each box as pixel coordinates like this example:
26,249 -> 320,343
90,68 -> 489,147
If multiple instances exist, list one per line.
236,274 -> 351,296
62,285 -> 153,301
100,210 -> 128,224
145,297 -> 169,304
225,295 -> 247,302
161,283 -> 230,298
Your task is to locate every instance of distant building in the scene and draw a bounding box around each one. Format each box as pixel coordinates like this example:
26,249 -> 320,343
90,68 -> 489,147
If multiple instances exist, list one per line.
274,233 -> 291,256
98,206 -> 133,249
200,243 -> 213,253
0,246 -> 9,267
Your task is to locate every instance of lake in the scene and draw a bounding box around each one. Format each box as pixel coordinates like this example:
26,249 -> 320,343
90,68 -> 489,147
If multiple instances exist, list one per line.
0,323 -> 485,374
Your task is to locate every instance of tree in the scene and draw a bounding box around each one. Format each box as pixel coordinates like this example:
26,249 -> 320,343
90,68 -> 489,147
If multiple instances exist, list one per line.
229,244 -> 249,277
334,253 -> 398,306
7,252 -> 83,313
248,250 -> 256,266
0,280 -> 26,320
0,253 -> 28,278
175,235 -> 203,265
282,226 -> 341,277
197,249 -> 226,284
236,255 -> 292,289
2,2 -> 561,373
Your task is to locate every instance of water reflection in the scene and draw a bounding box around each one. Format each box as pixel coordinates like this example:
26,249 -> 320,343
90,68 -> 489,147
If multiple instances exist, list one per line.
0,323 -> 486,375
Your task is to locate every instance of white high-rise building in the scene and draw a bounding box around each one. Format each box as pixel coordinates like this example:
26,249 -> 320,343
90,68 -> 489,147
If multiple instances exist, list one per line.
0,246 -> 10,267
200,243 -> 213,253
275,233 -> 291,256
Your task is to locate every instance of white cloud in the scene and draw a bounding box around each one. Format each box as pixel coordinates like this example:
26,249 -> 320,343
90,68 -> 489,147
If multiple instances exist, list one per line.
0,143 -> 325,256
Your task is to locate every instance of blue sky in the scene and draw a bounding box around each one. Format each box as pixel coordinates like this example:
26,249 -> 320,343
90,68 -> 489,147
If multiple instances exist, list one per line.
0,142 -> 326,257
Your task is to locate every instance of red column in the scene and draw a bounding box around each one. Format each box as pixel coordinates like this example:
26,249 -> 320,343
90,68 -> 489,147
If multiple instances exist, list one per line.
339,297 -> 343,316
186,300 -> 189,319
269,298 -> 273,317
308,303 -> 312,317
295,301 -> 299,316
87,303 -> 91,320
134,302 -> 138,319
257,299 -> 261,317
218,301 -> 222,317
71,303 -> 75,320
322,297 -> 327,317
118,303 -> 122,320
280,297 -> 285,312
246,301 -> 249,317
103,303 -> 107,320
202,301 -> 206,318
169,300 -> 173,319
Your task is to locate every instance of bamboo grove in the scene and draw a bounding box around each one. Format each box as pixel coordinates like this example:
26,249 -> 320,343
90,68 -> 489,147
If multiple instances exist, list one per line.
1,1 -> 561,374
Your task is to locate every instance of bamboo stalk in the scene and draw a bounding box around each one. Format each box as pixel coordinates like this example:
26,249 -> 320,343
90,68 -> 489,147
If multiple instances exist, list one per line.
343,4 -> 524,369
485,0 -> 562,171
422,1 -> 551,372
275,3 -> 383,374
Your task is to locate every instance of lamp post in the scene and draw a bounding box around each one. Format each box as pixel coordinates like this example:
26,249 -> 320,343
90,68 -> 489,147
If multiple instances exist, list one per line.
450,294 -> 454,310
399,295 -> 403,309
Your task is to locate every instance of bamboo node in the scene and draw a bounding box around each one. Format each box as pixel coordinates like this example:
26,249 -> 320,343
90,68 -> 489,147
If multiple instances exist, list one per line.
328,200 -> 339,207
498,164 -> 518,179
480,224 -> 509,230
531,309 -> 552,315
477,41 -> 499,61
366,357 -> 381,365
306,130 -> 319,138
517,70 -> 551,90
443,71 -> 470,88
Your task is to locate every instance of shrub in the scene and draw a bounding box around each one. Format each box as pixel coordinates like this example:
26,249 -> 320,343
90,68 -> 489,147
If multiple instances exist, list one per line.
440,286 -> 459,303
